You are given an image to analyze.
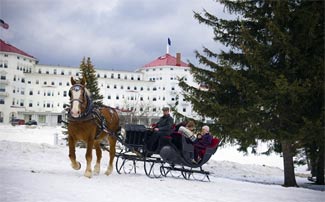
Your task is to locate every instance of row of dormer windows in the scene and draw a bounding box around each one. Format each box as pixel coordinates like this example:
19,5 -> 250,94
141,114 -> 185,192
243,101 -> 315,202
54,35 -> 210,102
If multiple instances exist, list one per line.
36,69 -> 142,81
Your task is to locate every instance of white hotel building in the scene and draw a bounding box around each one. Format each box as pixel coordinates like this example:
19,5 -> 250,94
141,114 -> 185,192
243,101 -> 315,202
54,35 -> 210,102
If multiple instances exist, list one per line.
0,39 -> 200,126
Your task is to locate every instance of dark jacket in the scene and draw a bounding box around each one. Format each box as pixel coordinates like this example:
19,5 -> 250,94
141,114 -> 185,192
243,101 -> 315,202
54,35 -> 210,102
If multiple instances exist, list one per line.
194,133 -> 213,149
156,114 -> 174,134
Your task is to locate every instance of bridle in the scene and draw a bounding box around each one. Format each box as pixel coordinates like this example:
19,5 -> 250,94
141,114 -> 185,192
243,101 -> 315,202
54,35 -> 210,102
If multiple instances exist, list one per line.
68,83 -> 95,120
69,84 -> 86,105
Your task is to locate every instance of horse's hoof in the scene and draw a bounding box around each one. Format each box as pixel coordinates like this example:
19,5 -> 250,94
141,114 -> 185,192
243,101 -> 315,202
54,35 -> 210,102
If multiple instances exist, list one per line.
94,164 -> 100,175
105,167 -> 113,176
84,170 -> 92,178
72,162 -> 81,170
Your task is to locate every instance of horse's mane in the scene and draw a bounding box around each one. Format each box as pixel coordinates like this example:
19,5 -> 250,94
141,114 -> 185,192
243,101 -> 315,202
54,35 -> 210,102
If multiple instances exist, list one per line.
85,88 -> 91,97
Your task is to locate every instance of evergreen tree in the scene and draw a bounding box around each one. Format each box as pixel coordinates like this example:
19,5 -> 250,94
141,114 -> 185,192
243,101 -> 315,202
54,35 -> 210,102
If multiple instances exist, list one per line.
179,0 -> 324,186
79,57 -> 104,105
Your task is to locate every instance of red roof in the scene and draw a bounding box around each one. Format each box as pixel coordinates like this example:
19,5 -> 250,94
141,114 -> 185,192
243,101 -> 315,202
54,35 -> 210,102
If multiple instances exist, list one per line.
143,53 -> 188,68
0,39 -> 35,59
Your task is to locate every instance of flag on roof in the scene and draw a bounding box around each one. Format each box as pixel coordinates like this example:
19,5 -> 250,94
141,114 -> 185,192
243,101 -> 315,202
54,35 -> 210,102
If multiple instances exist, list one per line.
0,19 -> 9,29
167,38 -> 171,46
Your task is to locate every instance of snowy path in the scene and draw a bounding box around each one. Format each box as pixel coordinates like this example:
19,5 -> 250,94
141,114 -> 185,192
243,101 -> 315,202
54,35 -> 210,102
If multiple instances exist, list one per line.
0,140 -> 323,202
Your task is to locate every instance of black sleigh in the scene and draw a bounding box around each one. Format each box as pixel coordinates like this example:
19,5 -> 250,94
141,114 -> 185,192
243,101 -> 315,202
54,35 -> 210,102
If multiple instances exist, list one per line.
114,124 -> 221,181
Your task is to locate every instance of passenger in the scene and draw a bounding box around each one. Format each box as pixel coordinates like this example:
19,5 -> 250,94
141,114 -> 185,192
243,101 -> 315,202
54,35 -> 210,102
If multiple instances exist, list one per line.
146,107 -> 174,151
178,121 -> 196,142
172,120 -> 196,149
174,120 -> 195,132
192,125 -> 213,163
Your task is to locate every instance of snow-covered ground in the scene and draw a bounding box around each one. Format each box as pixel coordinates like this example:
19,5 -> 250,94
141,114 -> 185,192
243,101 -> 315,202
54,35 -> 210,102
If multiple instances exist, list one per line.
0,124 -> 323,202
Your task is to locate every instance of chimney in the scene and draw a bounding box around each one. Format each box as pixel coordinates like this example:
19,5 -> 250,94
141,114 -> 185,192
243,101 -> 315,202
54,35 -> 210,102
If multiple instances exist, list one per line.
176,53 -> 181,66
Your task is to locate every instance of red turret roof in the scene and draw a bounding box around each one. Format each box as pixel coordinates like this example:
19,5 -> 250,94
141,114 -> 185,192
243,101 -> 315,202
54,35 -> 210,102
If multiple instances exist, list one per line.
143,53 -> 188,68
0,39 -> 35,59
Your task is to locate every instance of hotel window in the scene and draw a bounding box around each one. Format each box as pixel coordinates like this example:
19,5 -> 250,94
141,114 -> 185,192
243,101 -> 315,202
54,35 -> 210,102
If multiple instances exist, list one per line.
97,74 -> 100,78
39,115 -> 46,123
0,97 -> 4,104
0,84 -> 5,92
131,76 -> 134,80
118,74 -> 121,79
44,81 -> 47,85
76,72 -> 79,76
111,74 -> 114,79
51,81 -> 55,85
0,75 -> 6,80
29,101 -> 33,107
54,69 -> 57,74
121,86 -> 124,89
127,86 -> 130,90
107,85 -> 110,88
124,75 -> 127,80
116,96 -> 119,100
63,91 -> 67,97
20,100 -> 24,107
0,60 -> 2,68
183,108 -> 186,112
29,91 -> 33,95
38,69 -> 42,74
61,70 -> 64,75
107,95 -> 111,99
104,74 -> 107,78
46,70 -> 49,74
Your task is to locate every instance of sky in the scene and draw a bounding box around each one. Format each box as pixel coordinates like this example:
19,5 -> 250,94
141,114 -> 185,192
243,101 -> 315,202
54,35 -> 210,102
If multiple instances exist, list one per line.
0,0 -> 229,71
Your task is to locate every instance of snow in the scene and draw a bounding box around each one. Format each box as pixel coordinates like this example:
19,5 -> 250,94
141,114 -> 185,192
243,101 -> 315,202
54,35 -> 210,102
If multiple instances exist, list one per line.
0,124 -> 324,202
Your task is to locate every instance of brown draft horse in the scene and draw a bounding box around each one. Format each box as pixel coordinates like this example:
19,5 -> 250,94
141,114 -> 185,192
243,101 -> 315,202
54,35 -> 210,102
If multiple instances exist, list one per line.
67,77 -> 119,178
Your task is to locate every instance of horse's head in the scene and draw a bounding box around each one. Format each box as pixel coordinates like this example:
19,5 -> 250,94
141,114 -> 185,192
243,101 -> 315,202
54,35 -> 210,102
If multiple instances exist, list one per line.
69,77 -> 89,118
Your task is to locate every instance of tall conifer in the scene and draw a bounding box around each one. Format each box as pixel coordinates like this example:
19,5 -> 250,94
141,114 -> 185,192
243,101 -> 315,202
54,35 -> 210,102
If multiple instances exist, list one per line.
79,57 -> 104,105
179,0 -> 324,186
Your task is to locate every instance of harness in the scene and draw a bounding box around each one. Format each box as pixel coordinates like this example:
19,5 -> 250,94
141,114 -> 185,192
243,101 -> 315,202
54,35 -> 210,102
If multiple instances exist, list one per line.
67,84 -> 115,139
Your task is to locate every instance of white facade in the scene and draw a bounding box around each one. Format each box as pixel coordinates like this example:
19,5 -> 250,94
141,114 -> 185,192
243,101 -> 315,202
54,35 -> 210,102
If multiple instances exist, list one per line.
0,48 -> 199,126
